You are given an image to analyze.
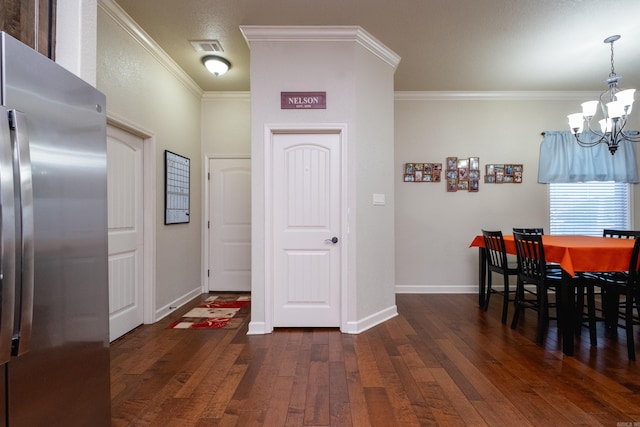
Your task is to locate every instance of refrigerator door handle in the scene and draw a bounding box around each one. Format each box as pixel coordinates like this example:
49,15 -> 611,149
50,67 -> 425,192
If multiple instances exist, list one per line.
9,110 -> 34,356
0,107 -> 17,364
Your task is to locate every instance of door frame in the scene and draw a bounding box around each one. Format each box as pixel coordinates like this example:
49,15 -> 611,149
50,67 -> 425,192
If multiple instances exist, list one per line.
202,154 -> 251,294
264,123 -> 349,333
107,114 -> 157,325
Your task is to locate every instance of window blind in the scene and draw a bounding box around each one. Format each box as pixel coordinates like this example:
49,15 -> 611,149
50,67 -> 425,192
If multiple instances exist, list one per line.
549,182 -> 630,236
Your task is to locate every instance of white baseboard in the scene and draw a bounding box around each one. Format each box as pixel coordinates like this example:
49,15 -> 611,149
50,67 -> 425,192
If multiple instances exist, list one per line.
344,304 -> 398,334
395,284 -> 544,295
395,284 -> 477,294
246,305 -> 399,335
247,321 -> 269,335
154,287 -> 202,322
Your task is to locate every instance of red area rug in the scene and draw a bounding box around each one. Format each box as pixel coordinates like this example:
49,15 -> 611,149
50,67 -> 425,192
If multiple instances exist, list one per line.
168,294 -> 250,329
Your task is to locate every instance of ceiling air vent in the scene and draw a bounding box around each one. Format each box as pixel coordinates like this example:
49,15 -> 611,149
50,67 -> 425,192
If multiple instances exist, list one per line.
190,40 -> 224,53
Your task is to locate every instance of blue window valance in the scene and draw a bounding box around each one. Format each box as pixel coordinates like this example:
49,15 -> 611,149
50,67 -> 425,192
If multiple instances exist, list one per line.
538,130 -> 639,183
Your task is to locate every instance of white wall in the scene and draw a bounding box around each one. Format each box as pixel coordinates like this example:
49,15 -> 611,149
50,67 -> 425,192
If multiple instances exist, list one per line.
96,4 -> 203,316
93,1 -> 640,327
242,26 -> 398,333
200,91 -> 640,298
201,93 -> 251,155
353,46 -> 397,320
55,0 -> 97,83
394,94 -> 640,293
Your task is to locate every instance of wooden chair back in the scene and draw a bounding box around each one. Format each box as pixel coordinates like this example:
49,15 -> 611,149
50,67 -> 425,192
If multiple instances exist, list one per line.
482,230 -> 509,273
513,231 -> 547,284
603,229 -> 640,239
513,228 -> 544,235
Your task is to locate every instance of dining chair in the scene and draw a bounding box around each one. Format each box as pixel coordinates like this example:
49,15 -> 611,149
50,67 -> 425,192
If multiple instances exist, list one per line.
512,227 -> 562,275
512,228 -> 545,235
510,231 -> 563,345
602,231 -> 640,326
583,237 -> 640,360
579,229 -> 640,341
603,229 -> 640,239
481,230 -> 518,323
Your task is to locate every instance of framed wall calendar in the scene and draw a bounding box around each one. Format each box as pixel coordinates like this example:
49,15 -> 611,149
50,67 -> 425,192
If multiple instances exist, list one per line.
164,150 -> 191,224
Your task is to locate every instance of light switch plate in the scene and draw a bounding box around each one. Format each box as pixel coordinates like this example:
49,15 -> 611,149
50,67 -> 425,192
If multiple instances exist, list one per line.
373,193 -> 385,206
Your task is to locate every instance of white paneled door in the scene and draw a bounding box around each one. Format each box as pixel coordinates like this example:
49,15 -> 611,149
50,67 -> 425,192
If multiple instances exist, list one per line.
107,125 -> 144,341
208,158 -> 251,291
272,132 -> 342,327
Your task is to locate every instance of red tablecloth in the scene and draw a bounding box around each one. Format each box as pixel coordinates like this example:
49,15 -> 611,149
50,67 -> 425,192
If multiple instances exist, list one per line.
470,234 -> 634,277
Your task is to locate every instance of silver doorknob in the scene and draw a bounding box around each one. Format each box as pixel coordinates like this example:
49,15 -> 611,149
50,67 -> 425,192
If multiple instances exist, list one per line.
325,236 -> 339,244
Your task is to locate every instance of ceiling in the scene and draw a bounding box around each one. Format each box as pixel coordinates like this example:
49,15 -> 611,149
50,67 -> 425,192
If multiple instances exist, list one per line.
112,0 -> 640,94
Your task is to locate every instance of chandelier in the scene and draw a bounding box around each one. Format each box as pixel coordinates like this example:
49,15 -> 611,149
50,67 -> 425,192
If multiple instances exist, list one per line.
567,35 -> 639,155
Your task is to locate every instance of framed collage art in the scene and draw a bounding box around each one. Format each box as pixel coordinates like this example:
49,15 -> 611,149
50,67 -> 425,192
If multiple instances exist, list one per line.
403,163 -> 443,182
484,164 -> 523,184
446,156 -> 479,192
402,157 -> 524,191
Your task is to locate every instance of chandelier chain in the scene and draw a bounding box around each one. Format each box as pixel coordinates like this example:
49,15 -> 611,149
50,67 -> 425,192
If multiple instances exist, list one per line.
609,40 -> 616,78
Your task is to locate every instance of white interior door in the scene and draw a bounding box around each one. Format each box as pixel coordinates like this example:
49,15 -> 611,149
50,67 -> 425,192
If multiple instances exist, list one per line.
272,132 -> 341,327
107,125 -> 144,341
208,158 -> 251,291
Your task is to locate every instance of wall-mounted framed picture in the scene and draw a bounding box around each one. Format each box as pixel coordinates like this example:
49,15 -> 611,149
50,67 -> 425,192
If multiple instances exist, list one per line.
447,156 -> 479,192
446,157 -> 457,170
164,150 -> 191,224
484,163 -> 523,184
470,157 -> 479,170
403,162 -> 442,182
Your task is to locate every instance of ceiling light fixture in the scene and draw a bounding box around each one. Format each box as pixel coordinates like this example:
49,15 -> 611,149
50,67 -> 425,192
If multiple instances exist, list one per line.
202,55 -> 231,76
567,35 -> 638,155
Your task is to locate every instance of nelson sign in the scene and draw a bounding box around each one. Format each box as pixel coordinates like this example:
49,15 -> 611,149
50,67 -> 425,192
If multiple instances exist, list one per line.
281,92 -> 326,109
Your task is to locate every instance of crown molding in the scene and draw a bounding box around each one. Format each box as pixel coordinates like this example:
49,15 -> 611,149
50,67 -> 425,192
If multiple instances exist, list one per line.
394,91 -> 601,101
240,25 -> 401,69
202,91 -> 251,101
200,90 -> 601,102
98,0 -> 202,97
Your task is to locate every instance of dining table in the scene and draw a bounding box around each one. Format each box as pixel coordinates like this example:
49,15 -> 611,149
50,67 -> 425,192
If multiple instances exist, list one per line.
469,234 -> 635,356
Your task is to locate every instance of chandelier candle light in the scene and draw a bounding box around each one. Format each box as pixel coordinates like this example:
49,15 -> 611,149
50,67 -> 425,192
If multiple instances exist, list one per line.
567,35 -> 639,155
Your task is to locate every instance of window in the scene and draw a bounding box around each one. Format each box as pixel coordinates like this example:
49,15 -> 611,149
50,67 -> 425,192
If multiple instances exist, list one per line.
549,182 -> 631,236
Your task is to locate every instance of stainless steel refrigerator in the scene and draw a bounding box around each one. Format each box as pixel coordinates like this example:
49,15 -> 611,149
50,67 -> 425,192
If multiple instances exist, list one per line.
0,32 -> 110,426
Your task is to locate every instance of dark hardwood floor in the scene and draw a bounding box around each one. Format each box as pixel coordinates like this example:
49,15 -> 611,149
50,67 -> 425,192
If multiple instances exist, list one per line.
110,293 -> 640,426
